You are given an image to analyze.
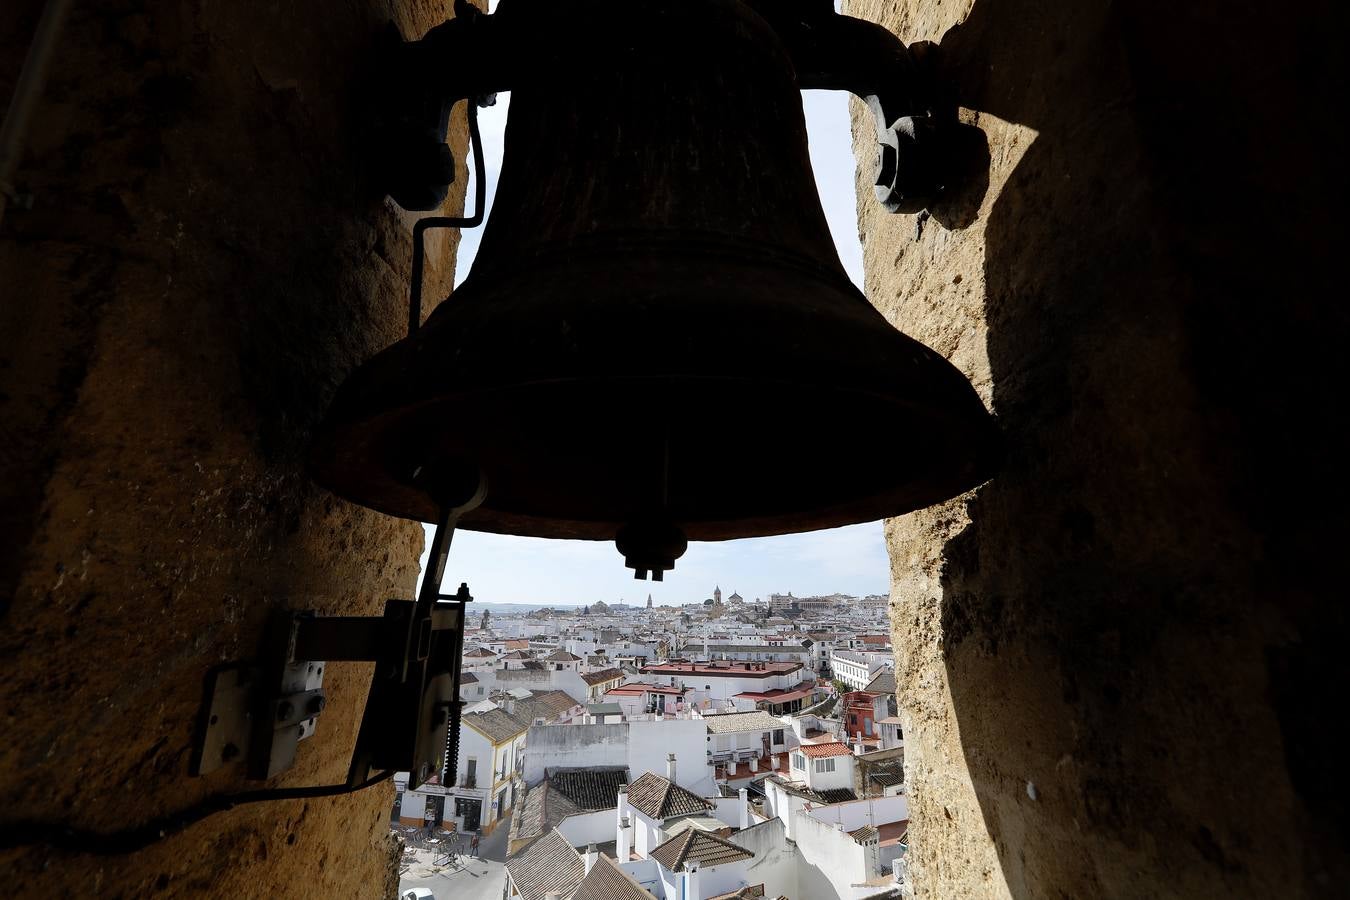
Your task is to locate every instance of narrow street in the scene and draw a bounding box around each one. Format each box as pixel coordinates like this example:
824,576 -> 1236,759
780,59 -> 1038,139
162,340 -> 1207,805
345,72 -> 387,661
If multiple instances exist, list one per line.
397,812 -> 511,900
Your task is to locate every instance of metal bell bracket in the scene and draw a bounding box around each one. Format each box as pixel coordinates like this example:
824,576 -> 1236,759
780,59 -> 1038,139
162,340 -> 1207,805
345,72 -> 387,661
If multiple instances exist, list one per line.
190,479 -> 485,791
743,0 -> 956,213
379,0 -> 957,218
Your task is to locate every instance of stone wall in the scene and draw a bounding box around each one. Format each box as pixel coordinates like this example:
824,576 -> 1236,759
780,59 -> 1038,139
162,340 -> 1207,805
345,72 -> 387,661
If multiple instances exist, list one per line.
1,1 -> 474,895
845,0 -> 1348,896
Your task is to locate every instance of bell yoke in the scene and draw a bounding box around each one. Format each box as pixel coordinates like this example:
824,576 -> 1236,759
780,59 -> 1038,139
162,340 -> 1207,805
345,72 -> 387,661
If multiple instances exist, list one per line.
311,0 -> 997,580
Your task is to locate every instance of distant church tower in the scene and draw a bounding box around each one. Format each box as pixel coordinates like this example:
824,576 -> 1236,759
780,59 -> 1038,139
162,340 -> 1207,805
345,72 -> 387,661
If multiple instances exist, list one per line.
481,608 -> 490,630
713,586 -> 722,604
647,594 -> 653,608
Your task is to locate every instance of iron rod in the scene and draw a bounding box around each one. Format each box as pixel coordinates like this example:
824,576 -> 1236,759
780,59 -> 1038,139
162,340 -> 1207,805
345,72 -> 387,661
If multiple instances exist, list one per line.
0,0 -> 75,225
408,99 -> 487,336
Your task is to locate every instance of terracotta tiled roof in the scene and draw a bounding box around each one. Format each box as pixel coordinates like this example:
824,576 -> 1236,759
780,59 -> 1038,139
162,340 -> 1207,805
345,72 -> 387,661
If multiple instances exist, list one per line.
816,788 -> 858,804
582,667 -> 624,686
649,829 -> 753,871
708,886 -> 765,900
849,825 -> 879,843
864,670 -> 897,694
463,707 -> 529,744
765,774 -> 857,805
500,649 -> 535,660
705,644 -> 809,655
505,828 -> 584,900
625,772 -> 713,821
869,769 -> 904,788
607,681 -> 686,697
464,646 -> 498,657
641,661 -> 802,678
798,741 -> 851,758
733,684 -> 816,704
572,853 -> 655,900
514,767 -> 628,849
701,711 -> 784,734
551,767 -> 630,811
513,689 -> 583,724
545,650 -> 583,662
514,780 -> 581,848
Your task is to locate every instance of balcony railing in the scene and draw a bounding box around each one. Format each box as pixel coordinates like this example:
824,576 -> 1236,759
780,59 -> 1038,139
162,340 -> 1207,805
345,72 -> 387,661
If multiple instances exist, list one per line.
461,775 -> 477,789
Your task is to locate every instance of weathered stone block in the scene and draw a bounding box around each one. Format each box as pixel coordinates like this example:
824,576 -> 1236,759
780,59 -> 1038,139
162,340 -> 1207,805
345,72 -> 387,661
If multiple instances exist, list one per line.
1,1 -> 476,895
846,0 -> 1349,896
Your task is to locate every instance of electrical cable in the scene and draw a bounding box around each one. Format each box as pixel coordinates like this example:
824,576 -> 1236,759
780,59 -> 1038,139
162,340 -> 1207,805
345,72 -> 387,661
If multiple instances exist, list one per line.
0,57 -> 487,865
0,770 -> 393,855
0,0 -> 75,225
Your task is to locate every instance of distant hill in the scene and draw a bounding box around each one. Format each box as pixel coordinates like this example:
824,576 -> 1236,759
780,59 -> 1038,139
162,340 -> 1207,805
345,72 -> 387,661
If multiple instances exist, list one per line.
467,601 -> 588,614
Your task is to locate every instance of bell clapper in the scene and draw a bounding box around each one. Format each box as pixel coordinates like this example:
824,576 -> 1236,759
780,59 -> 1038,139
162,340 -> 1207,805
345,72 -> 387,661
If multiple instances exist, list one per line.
616,520 -> 689,583
614,423 -> 687,581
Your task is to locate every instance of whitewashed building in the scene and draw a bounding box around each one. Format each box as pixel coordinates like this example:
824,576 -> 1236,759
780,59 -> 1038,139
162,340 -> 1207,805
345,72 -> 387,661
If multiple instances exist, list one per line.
451,707 -> 528,834
829,649 -> 893,691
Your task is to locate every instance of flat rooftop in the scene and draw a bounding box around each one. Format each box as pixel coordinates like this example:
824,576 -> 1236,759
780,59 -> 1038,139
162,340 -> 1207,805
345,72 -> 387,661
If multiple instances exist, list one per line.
641,661 -> 802,678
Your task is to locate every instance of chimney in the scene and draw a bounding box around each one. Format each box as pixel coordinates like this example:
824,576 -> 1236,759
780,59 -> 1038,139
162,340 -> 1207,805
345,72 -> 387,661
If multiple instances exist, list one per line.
667,752 -> 677,783
619,815 -> 632,861
584,843 -> 599,875
738,787 -> 749,830
749,755 -> 758,772
683,861 -> 701,900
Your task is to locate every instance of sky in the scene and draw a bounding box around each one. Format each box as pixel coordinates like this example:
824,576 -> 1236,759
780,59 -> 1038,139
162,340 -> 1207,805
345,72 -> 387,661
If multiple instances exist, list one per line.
416,59 -> 888,606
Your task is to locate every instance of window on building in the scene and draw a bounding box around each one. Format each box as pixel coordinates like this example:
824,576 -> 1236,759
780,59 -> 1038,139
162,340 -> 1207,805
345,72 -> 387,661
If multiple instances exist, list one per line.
815,758 -> 836,774
772,729 -> 784,745
792,753 -> 807,770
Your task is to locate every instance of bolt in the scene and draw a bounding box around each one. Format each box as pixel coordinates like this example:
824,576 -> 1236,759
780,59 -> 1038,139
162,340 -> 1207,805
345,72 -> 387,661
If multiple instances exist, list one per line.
306,695 -> 326,715
277,700 -> 295,721
221,742 -> 240,762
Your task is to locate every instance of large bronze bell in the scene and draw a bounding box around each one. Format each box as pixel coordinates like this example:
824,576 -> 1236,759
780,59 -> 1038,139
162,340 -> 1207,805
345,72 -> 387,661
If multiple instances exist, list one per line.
312,0 -> 997,578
